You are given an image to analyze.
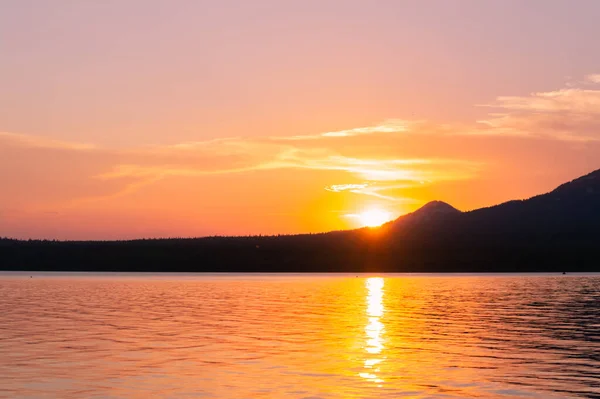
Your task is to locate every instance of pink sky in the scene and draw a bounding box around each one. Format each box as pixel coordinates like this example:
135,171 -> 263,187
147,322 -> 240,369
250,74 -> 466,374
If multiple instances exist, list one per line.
2,0 -> 600,239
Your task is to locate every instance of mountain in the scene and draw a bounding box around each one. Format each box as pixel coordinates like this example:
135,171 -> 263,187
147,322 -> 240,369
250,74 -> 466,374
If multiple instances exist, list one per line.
411,200 -> 460,216
466,168 -> 600,227
370,169 -> 600,271
1,169 -> 600,272
383,169 -> 600,234
383,200 -> 461,232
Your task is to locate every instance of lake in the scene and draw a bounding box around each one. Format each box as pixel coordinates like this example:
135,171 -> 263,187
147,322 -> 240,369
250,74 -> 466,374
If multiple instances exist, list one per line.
0,273 -> 599,398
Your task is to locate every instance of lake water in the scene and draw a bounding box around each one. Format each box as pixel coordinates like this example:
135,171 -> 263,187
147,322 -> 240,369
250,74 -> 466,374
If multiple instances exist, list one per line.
0,273 -> 599,398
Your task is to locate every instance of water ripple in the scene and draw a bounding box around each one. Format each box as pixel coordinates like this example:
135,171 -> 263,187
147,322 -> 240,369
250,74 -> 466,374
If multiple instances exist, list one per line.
0,273 -> 599,398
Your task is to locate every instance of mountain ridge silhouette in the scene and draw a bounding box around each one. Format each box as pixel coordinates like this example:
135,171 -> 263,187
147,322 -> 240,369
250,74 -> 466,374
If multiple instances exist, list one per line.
2,168 -> 600,272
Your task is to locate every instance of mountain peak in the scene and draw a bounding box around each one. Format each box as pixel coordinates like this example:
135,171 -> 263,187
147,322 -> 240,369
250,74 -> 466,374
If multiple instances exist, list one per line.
386,201 -> 460,228
413,201 -> 460,215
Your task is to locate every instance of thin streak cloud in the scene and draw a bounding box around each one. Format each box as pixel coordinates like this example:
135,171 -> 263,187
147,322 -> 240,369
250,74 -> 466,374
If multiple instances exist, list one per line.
276,120 -> 412,141
0,132 -> 96,150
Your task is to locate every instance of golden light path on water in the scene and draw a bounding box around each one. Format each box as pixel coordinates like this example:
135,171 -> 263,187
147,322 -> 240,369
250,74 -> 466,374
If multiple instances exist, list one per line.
360,277 -> 385,385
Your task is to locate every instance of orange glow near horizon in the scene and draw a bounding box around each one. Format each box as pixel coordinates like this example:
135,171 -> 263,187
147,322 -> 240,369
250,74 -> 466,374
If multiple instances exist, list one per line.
2,121 -> 599,239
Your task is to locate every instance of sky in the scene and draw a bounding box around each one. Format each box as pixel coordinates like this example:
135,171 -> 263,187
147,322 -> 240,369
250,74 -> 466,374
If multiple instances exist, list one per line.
2,0 -> 600,239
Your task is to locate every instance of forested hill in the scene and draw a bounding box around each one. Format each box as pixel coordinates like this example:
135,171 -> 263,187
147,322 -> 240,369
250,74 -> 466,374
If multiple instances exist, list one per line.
2,169 -> 600,273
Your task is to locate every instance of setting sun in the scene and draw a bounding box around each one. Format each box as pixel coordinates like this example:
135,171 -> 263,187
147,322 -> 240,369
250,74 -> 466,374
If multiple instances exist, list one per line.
359,209 -> 393,228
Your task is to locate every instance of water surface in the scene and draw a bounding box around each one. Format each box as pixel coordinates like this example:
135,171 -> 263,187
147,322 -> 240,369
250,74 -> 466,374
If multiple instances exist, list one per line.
1,273 -> 599,398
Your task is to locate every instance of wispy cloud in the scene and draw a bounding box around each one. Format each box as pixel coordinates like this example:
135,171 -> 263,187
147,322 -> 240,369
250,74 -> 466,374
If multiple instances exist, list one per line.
474,75 -> 600,142
0,122 -> 479,207
481,89 -> 600,114
276,119 -> 412,141
325,183 -> 370,193
0,131 -> 96,150
586,74 -> 600,84
96,151 -> 479,186
324,182 -> 421,202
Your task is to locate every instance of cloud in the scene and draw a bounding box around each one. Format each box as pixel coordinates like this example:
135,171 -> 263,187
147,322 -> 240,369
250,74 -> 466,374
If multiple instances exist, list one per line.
325,182 -> 421,202
96,150 -> 479,187
276,119 -> 412,141
474,77 -> 600,142
320,120 -> 410,137
276,74 -> 600,144
1,127 -> 481,209
586,74 -> 600,84
325,182 -> 396,201
482,89 -> 600,114
474,111 -> 600,142
0,131 -> 96,150
325,183 -> 370,193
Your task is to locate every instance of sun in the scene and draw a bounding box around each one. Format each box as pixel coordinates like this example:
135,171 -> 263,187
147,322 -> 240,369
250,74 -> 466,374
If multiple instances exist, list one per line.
359,209 -> 392,228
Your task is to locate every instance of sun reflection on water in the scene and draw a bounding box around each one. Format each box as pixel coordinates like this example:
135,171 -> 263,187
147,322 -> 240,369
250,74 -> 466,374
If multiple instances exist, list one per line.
360,277 -> 385,385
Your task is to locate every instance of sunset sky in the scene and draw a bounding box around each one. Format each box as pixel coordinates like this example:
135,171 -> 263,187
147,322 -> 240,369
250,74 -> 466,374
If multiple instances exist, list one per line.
2,0 -> 600,239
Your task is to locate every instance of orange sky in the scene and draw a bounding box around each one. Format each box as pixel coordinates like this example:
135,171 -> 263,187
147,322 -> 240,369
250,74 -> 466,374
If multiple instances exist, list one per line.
2,1 -> 600,239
